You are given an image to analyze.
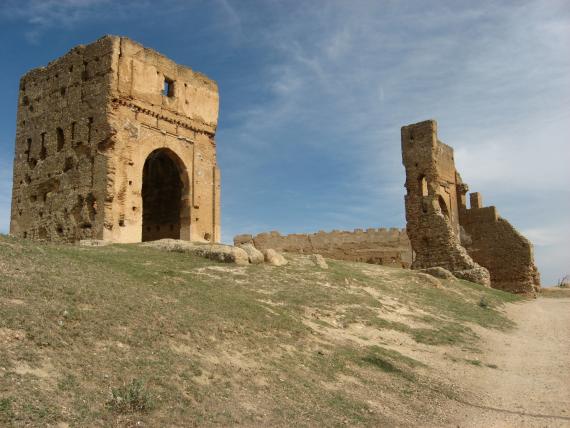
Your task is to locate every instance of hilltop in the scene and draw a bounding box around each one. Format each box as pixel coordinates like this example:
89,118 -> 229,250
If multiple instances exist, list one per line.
0,234 -> 559,426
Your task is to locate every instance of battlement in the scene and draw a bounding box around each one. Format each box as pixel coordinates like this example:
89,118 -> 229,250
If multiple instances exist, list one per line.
234,228 -> 412,267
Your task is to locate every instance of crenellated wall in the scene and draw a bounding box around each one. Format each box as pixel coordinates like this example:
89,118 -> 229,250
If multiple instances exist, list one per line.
234,228 -> 412,267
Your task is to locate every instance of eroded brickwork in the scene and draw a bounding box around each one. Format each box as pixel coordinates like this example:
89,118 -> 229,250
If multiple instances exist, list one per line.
401,120 -> 540,293
10,36 -> 221,243
234,228 -> 412,267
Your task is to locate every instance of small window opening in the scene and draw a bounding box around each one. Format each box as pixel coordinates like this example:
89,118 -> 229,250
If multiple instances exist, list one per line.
39,133 -> 47,160
57,127 -> 65,151
87,117 -> 93,143
163,78 -> 175,97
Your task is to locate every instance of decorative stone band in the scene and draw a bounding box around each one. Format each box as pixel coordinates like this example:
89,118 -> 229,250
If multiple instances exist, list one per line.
112,98 -> 216,140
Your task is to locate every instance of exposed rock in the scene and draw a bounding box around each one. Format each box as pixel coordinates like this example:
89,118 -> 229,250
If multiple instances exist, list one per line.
143,239 -> 249,266
454,268 -> 491,287
419,267 -> 455,280
238,243 -> 264,264
263,249 -> 288,266
79,239 -> 111,247
310,254 -> 328,269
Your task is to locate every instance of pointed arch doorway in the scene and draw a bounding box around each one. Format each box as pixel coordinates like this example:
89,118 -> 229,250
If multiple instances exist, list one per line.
141,148 -> 189,241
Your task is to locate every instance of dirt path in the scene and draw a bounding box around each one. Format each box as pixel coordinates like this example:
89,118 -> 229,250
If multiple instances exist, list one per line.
454,296 -> 570,427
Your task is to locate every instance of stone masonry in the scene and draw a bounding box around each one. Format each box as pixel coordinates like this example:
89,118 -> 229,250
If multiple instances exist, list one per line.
10,36 -> 221,243
401,120 -> 540,294
234,228 -> 412,267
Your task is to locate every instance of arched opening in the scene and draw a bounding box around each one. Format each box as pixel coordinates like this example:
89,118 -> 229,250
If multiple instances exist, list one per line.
437,195 -> 450,220
142,149 -> 186,241
418,175 -> 428,197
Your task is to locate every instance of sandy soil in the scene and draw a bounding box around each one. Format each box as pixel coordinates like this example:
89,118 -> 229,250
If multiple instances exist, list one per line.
454,295 -> 570,427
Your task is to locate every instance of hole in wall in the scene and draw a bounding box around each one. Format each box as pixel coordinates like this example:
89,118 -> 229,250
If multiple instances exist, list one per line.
163,78 -> 175,97
57,127 -> 65,151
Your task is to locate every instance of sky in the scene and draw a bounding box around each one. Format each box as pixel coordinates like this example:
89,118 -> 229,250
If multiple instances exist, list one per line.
0,0 -> 568,285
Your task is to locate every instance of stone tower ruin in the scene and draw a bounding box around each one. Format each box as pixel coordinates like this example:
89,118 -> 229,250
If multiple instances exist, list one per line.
401,120 -> 540,294
10,36 -> 221,243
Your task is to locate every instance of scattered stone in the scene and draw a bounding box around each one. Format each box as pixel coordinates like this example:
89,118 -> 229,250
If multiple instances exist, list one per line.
79,239 -> 111,247
310,254 -> 328,269
419,267 -> 455,280
263,249 -> 288,266
143,239 -> 249,266
454,268 -> 491,287
234,229 -> 410,268
238,243 -> 264,264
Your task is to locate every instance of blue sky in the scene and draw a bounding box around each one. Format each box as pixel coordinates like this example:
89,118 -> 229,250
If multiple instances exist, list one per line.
0,0 -> 568,285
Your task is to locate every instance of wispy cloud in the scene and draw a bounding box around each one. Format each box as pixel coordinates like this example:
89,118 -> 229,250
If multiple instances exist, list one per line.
218,0 -> 570,284
1,0 -> 111,42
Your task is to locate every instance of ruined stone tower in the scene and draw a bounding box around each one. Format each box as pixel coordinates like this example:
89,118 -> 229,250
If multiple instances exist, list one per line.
10,36 -> 221,243
401,120 -> 540,294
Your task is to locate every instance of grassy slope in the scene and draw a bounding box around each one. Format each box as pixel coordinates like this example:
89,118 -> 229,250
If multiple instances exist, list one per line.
0,235 -> 521,427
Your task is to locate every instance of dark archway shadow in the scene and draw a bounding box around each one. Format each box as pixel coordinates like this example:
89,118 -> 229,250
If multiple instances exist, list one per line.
142,148 -> 188,242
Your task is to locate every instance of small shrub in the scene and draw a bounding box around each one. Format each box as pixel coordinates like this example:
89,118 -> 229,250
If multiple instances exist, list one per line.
557,275 -> 569,288
107,379 -> 154,414
478,296 -> 489,309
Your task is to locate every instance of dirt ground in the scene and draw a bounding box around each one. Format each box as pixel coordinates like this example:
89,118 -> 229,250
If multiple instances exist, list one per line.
453,294 -> 570,427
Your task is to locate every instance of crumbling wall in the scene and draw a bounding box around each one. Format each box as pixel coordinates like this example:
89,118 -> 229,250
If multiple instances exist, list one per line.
234,228 -> 412,267
10,35 -> 221,244
401,120 -> 490,285
460,197 -> 540,294
10,37 -> 115,241
401,119 -> 540,293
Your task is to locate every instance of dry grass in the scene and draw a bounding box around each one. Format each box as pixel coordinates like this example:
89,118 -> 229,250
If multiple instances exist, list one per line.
0,235 -> 520,426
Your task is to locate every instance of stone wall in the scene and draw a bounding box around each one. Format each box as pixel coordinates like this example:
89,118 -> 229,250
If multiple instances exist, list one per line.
234,228 -> 412,267
460,201 -> 541,294
10,35 -> 221,243
401,119 -> 540,293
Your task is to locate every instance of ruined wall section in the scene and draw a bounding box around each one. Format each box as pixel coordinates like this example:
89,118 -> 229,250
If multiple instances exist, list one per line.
460,198 -> 540,294
10,37 -> 116,241
234,228 -> 412,267
99,36 -> 220,243
401,120 -> 490,285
